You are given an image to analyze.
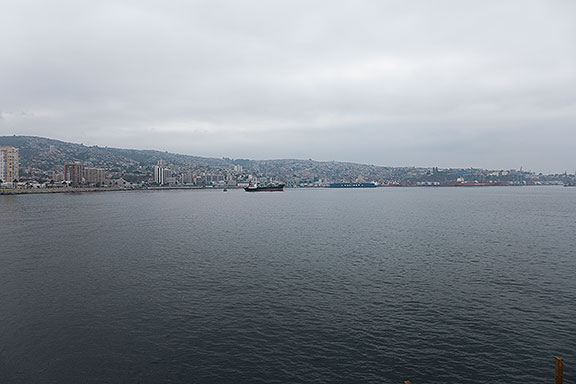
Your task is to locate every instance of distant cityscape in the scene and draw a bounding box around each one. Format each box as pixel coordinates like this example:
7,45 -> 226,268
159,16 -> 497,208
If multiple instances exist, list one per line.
1,136 -> 575,191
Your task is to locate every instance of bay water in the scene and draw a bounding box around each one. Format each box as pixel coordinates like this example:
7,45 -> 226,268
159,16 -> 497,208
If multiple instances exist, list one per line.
1,187 -> 575,383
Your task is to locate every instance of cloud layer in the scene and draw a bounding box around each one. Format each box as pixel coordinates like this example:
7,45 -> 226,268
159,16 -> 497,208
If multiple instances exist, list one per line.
1,0 -> 575,172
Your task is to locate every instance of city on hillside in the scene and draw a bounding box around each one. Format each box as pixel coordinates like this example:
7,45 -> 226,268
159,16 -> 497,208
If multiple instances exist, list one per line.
1,136 -> 574,190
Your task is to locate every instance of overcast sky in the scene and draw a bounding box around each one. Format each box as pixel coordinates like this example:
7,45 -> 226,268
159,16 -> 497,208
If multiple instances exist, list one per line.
1,0 -> 575,172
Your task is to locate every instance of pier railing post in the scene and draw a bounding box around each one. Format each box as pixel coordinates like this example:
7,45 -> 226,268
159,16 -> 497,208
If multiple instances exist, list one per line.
555,357 -> 564,384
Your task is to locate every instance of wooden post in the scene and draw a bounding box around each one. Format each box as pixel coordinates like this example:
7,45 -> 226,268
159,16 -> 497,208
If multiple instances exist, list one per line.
555,357 -> 564,384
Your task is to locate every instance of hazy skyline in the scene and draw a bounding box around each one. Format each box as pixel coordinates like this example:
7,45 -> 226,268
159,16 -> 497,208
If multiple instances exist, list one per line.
1,0 -> 575,173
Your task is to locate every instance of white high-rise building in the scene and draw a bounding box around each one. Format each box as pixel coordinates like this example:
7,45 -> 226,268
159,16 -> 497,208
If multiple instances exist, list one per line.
154,165 -> 171,184
0,152 -> 4,182
154,165 -> 164,184
0,146 -> 19,186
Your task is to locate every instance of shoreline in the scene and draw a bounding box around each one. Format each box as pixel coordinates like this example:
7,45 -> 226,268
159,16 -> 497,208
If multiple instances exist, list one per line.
1,184 -> 561,196
0,186 -> 232,195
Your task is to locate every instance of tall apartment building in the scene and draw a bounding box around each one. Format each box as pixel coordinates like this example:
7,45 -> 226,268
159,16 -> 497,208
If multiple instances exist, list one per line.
0,151 -> 4,183
65,161 -> 83,185
153,165 -> 171,185
153,165 -> 163,184
0,146 -> 19,185
163,169 -> 172,183
84,168 -> 105,185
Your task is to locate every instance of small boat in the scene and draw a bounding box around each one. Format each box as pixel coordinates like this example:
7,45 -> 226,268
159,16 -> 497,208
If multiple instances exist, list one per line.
244,183 -> 285,192
223,188 -> 228,192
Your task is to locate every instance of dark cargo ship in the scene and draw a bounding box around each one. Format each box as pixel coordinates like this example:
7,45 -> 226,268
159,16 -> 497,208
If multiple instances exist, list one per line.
329,182 -> 377,188
244,183 -> 285,192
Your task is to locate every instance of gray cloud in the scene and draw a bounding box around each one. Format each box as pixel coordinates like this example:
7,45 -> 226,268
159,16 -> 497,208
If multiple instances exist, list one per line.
1,0 -> 575,172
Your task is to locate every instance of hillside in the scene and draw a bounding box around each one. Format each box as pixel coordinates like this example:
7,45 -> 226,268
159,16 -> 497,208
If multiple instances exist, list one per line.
0,136 -> 402,182
0,136 -> 231,169
0,136 -> 557,184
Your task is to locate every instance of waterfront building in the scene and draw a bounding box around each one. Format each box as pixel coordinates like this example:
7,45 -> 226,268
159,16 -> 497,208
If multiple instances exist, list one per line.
107,177 -> 134,187
84,168 -> 105,185
65,161 -> 83,185
154,165 -> 163,184
0,152 -> 4,184
52,171 -> 65,182
200,174 -> 225,185
154,165 -> 171,184
164,176 -> 177,184
163,169 -> 171,183
182,172 -> 196,184
0,146 -> 19,186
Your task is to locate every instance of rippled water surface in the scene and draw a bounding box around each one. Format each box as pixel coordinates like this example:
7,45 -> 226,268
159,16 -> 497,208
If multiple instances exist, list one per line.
1,187 -> 575,383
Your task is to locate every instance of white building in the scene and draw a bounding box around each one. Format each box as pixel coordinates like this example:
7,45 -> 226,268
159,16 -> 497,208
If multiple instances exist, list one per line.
0,146 -> 19,187
154,165 -> 171,184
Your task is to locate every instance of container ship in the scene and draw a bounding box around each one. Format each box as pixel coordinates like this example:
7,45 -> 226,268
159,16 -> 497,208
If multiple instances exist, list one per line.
329,182 -> 377,188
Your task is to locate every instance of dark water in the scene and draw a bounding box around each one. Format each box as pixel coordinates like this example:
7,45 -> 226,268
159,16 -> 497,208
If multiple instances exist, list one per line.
1,187 -> 575,383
